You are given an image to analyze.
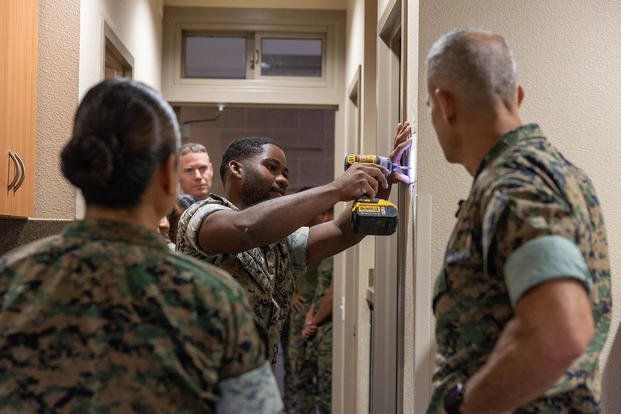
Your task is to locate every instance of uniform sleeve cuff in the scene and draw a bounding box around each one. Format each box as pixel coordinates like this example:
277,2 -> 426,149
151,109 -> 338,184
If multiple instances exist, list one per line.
287,226 -> 309,271
187,204 -> 229,254
216,361 -> 283,414
504,235 -> 591,308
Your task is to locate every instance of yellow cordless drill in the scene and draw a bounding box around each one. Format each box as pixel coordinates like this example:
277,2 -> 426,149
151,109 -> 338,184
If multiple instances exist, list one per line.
344,155 -> 411,235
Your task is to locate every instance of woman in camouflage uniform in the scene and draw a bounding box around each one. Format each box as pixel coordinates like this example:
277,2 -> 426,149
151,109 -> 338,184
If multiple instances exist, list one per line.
0,78 -> 282,413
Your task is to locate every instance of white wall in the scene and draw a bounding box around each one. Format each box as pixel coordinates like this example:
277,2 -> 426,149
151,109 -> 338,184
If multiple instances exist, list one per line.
79,0 -> 164,96
345,0 -> 364,87
417,1 -> 621,412
76,0 -> 164,217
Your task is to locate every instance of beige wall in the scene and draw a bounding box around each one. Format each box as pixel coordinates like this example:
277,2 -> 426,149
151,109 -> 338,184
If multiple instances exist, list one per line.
35,0 -> 80,219
35,0 -> 165,218
37,0 -> 167,218
417,1 -> 621,412
345,0 -> 365,85
75,0 -> 164,217
79,0 -> 164,95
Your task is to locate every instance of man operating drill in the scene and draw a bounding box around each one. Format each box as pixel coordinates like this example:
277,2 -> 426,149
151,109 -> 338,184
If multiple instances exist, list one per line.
176,123 -> 412,364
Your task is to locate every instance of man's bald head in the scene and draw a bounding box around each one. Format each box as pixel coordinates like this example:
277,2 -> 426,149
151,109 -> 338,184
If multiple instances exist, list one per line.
427,28 -> 518,111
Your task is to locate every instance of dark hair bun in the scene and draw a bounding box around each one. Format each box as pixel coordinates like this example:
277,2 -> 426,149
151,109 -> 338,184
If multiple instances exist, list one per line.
60,78 -> 178,208
61,133 -> 119,190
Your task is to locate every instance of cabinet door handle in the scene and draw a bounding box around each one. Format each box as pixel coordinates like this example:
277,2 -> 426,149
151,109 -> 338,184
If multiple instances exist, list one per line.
13,152 -> 26,193
7,150 -> 20,191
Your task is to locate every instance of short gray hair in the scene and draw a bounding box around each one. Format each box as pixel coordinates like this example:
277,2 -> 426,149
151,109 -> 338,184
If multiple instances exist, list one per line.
180,142 -> 208,156
426,28 -> 518,109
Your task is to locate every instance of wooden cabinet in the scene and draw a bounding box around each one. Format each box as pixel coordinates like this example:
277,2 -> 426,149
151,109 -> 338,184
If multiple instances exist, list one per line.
1,0 -> 38,217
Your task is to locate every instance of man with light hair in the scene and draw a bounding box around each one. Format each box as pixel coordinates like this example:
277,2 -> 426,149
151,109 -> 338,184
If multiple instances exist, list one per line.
179,142 -> 213,201
425,29 -> 611,413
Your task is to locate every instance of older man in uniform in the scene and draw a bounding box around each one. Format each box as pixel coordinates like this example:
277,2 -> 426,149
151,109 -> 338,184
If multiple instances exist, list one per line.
425,29 -> 611,413
179,142 -> 213,202
177,129 -> 412,366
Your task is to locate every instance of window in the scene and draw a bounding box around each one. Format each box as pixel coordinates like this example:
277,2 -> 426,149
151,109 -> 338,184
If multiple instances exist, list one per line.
182,31 -> 324,80
183,34 -> 248,79
260,37 -> 322,77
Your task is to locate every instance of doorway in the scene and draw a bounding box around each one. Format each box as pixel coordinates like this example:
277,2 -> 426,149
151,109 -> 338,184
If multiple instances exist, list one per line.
104,23 -> 133,79
372,0 -> 410,412
175,104 -> 336,410
174,105 -> 335,196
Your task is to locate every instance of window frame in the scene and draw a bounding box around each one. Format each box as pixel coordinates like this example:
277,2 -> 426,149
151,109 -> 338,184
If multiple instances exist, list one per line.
181,30 -> 255,80
162,7 -> 345,106
180,30 -> 327,82
256,32 -> 326,80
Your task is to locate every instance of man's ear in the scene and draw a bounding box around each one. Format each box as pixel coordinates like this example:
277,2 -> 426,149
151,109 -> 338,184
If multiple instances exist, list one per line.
435,88 -> 455,122
517,85 -> 525,108
229,160 -> 243,180
160,153 -> 177,196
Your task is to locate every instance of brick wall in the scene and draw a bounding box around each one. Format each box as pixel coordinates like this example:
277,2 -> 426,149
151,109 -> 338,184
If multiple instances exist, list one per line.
176,106 -> 335,196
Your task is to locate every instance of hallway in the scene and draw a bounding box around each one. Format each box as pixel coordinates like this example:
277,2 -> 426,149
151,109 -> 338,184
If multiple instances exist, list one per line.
1,0 -> 620,412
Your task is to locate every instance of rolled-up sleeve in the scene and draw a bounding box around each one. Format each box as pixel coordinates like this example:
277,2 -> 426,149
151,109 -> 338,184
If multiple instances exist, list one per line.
504,235 -> 591,307
287,227 -> 309,271
481,172 -> 593,309
216,361 -> 283,414
186,204 -> 230,254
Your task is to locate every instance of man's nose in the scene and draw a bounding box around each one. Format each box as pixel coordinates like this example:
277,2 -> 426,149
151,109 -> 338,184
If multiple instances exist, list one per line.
276,174 -> 288,189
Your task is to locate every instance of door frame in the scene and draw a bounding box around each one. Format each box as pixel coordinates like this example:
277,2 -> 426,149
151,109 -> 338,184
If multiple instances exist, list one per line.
371,0 -> 409,412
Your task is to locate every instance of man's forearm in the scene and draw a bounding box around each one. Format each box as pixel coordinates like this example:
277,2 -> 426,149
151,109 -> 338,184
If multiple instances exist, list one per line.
232,184 -> 341,246
199,163 -> 388,255
312,286 -> 333,326
459,280 -> 594,413
304,207 -> 364,264
199,184 -> 341,254
459,319 -> 566,413
305,188 -> 395,264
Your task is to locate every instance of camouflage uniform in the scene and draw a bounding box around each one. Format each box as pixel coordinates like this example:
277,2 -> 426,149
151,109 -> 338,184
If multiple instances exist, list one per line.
283,261 -> 320,412
308,257 -> 333,413
176,195 -> 309,365
0,219 -> 282,414
429,124 -> 612,413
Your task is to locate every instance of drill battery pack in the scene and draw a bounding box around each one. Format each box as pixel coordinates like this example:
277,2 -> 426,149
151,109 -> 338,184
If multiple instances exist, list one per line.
351,197 -> 398,235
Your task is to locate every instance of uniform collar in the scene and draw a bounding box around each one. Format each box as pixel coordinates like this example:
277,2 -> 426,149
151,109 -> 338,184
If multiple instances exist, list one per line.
62,219 -> 169,251
204,193 -> 240,211
474,123 -> 543,178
